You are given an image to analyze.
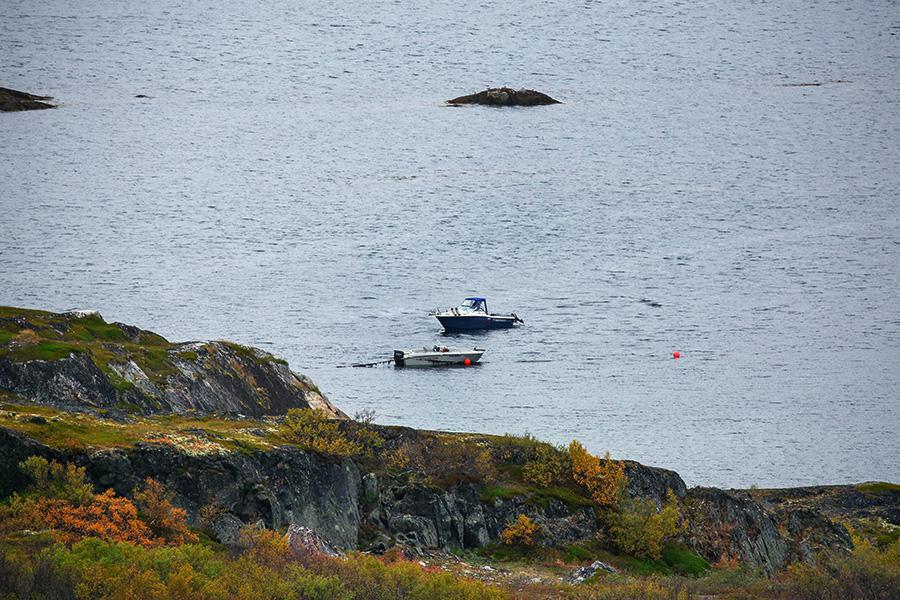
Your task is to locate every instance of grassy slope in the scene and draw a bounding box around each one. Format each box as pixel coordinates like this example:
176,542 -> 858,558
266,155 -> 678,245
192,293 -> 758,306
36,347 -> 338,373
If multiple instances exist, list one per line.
0,306 -> 176,388
0,395 -> 277,454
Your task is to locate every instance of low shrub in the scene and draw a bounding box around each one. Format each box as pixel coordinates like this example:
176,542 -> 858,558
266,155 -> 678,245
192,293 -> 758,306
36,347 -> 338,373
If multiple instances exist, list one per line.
25,490 -> 158,546
0,535 -> 504,600
522,444 -> 570,488
19,456 -> 94,505
134,478 -> 197,545
608,490 -> 683,559
776,537 -> 900,600
501,514 -> 541,547
568,441 -> 627,509
11,328 -> 40,346
388,437 -> 497,487
6,458 -> 194,549
280,409 -> 366,458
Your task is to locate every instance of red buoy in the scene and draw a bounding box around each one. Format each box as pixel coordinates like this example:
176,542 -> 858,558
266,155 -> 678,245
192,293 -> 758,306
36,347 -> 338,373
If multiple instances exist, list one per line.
673,351 -> 681,359
464,358 -> 472,366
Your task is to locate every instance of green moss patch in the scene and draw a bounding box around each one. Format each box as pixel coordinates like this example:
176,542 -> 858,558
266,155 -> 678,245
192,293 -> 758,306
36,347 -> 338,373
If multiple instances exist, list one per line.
856,482 -> 900,495
0,402 -> 276,453
67,317 -> 128,343
8,341 -> 83,362
480,485 -> 524,502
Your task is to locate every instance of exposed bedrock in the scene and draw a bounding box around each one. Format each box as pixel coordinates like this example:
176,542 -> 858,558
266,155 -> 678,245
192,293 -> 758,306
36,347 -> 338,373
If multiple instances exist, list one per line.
0,308 -> 343,418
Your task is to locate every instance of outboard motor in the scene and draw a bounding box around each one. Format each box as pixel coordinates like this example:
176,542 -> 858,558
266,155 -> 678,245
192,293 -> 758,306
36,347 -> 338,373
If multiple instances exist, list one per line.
393,350 -> 405,367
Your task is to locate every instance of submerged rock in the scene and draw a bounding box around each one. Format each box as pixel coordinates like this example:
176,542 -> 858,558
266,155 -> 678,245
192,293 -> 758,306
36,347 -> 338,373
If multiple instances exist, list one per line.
0,87 -> 56,112
447,87 -> 561,106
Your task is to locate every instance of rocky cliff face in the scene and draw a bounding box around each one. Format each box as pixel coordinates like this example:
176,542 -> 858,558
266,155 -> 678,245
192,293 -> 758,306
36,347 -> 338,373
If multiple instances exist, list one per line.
0,427 -> 361,549
368,479 -> 597,551
0,420 -> 865,574
0,307 -> 342,418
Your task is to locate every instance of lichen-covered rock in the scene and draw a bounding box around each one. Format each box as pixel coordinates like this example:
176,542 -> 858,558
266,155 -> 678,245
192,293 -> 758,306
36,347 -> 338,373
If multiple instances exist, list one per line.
753,484 -> 900,527
568,560 -> 617,584
682,487 -> 791,575
370,482 -> 596,551
0,352 -> 118,411
624,461 -> 687,504
286,525 -> 343,558
208,512 -> 245,545
0,307 -> 343,418
447,87 -> 561,106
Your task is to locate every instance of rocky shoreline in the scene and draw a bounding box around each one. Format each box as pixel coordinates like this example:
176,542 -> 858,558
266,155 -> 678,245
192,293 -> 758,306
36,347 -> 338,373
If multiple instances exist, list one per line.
1,306 -> 897,579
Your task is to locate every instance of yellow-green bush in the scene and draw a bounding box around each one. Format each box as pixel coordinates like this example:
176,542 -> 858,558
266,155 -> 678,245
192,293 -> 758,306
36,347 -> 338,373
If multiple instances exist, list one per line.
0,536 -> 505,600
777,536 -> 900,600
522,444 -> 570,488
19,456 -> 94,505
280,409 -> 382,458
501,514 -> 541,547
388,437 -> 497,487
608,490 -> 683,559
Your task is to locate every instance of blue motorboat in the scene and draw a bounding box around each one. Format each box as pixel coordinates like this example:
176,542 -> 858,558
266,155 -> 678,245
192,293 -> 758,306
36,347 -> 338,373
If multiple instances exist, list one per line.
431,297 -> 523,331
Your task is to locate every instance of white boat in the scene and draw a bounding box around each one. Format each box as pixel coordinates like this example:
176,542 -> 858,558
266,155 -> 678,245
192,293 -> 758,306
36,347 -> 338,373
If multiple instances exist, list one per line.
393,346 -> 484,367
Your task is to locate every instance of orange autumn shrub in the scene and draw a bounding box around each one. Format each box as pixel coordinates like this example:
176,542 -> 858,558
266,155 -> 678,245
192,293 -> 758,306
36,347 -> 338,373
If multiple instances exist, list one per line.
134,478 -> 197,544
568,441 -> 628,508
29,489 -> 158,546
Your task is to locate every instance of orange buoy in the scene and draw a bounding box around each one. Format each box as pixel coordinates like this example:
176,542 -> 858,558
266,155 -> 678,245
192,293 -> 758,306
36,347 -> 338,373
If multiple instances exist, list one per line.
464,358 -> 472,366
673,351 -> 681,359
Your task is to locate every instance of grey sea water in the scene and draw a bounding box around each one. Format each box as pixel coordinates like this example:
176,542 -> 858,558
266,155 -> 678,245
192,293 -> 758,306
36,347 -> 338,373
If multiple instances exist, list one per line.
2,0 -> 898,487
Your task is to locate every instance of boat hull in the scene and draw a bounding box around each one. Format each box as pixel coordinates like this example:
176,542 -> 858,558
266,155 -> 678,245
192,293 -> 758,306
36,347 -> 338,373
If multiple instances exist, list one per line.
435,314 -> 517,331
394,348 -> 484,367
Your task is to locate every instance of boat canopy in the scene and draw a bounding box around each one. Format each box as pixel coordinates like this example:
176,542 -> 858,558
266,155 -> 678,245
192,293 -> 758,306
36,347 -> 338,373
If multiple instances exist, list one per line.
460,297 -> 488,313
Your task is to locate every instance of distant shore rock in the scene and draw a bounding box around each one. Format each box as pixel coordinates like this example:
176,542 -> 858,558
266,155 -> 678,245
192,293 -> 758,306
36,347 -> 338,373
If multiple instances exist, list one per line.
447,87 -> 561,107
0,87 -> 56,112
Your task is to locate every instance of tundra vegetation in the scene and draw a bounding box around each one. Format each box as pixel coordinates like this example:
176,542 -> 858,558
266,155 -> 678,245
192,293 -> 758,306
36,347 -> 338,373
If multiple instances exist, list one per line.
1,427 -> 896,598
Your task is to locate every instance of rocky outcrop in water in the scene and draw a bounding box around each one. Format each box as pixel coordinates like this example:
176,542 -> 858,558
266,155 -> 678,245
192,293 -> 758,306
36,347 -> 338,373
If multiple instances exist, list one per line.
447,87 -> 561,106
0,87 -> 56,112
0,308 -> 342,418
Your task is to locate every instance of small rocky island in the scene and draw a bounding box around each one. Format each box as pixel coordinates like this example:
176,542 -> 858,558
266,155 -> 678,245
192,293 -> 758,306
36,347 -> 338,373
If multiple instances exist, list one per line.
0,306 -> 897,598
0,87 -> 56,112
447,87 -> 561,106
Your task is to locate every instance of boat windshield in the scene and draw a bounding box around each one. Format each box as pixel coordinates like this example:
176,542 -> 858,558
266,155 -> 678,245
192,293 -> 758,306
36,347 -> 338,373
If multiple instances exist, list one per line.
458,298 -> 487,313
